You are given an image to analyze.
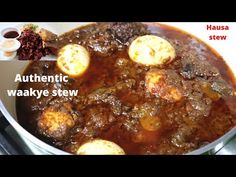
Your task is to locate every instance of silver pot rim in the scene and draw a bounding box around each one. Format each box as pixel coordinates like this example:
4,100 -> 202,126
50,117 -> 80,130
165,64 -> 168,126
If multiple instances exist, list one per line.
187,127 -> 236,155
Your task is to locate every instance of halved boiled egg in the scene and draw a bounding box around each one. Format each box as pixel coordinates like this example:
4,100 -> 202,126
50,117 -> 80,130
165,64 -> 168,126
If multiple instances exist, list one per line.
128,35 -> 175,66
57,44 -> 90,77
76,139 -> 125,155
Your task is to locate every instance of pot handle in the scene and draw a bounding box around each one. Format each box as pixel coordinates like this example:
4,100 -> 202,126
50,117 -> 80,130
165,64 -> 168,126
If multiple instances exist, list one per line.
0,113 -> 25,155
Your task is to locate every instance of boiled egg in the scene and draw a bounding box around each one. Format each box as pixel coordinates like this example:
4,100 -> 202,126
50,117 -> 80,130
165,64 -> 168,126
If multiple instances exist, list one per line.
76,139 -> 125,155
57,44 -> 90,77
145,69 -> 182,102
38,108 -> 75,140
128,35 -> 175,66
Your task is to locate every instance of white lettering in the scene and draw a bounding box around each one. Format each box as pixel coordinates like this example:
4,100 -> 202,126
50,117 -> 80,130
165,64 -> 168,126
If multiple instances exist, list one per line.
7,89 -> 17,96
7,89 -> 78,98
14,74 -> 22,82
14,73 -> 69,83
52,89 -> 78,97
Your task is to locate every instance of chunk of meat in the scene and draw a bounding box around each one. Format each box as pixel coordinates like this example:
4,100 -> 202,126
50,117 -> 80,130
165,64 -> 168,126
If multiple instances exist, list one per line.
108,22 -> 150,44
86,87 -> 123,116
82,105 -> 116,134
86,30 -> 120,57
211,79 -> 234,96
87,22 -> 150,56
182,80 -> 213,120
130,102 -> 159,119
83,80 -> 136,115
171,125 -> 197,148
115,58 -> 139,79
180,55 -> 219,79
186,97 -> 212,120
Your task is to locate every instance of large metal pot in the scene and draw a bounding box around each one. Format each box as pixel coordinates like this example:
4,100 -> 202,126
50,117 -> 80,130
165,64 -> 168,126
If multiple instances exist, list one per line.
0,22 -> 235,154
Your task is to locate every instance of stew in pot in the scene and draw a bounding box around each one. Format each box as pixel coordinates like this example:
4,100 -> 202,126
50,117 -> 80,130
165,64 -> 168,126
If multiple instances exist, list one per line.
16,23 -> 236,154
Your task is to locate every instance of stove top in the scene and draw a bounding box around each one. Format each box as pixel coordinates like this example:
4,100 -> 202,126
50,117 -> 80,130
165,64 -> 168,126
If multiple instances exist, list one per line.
0,111 -> 236,155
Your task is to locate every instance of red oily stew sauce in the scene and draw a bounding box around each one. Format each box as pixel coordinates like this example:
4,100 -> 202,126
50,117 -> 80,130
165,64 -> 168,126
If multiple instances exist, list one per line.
16,23 -> 236,154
